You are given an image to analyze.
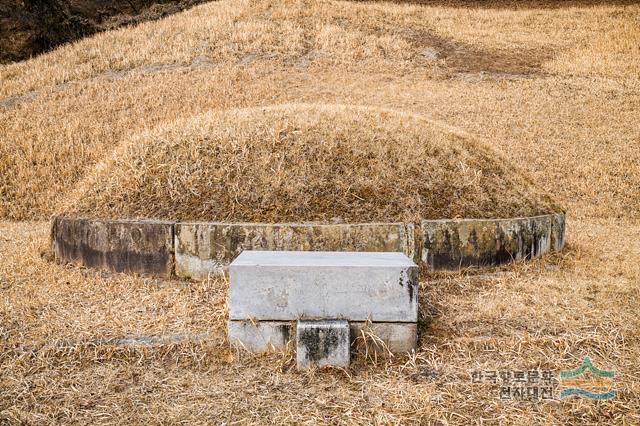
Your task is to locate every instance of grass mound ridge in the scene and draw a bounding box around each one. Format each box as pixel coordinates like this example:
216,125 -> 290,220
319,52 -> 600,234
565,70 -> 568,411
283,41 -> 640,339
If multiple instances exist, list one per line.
62,104 -> 559,222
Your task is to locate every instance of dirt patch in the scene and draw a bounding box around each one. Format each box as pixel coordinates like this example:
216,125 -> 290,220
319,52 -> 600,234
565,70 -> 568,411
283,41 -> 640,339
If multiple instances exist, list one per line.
399,27 -> 552,76
0,55 -> 215,110
0,0 -> 212,64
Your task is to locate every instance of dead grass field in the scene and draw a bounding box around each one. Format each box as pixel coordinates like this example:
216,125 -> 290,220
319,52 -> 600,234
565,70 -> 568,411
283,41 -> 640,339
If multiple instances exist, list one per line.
1,0 -> 639,424
1,0 -> 639,221
1,218 -> 638,424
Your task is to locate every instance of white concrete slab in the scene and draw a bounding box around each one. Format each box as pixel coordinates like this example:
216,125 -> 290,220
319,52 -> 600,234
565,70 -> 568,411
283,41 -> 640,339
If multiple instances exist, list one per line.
231,250 -> 417,268
229,251 -> 418,322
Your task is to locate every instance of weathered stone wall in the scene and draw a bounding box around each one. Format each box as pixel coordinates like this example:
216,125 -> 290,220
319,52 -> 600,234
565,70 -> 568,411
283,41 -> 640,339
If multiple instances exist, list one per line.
551,212 -> 566,251
51,213 -> 566,277
51,216 -> 174,277
175,222 -> 415,280
421,215 -> 561,269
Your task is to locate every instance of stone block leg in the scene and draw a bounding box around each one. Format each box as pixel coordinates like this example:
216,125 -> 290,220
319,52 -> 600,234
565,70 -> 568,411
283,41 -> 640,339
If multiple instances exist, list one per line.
350,322 -> 417,354
297,320 -> 350,369
228,320 -> 292,352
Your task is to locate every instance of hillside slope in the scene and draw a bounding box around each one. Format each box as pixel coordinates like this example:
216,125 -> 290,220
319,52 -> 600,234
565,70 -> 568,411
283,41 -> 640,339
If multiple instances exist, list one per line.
1,0 -> 639,221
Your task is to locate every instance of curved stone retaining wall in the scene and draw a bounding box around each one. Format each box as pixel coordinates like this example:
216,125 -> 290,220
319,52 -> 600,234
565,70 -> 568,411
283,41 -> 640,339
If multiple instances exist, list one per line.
51,216 -> 175,277
51,213 -> 565,278
421,213 -> 565,269
175,222 -> 415,280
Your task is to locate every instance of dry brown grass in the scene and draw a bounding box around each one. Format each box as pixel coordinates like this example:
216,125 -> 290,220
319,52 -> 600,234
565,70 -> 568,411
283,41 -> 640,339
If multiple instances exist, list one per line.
62,104 -> 558,222
1,0 -> 639,424
1,218 -> 638,424
1,0 -> 639,221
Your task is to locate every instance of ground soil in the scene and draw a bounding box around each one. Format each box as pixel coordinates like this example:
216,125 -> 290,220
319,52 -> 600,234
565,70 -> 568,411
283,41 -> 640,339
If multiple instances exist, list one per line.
0,0 -> 211,63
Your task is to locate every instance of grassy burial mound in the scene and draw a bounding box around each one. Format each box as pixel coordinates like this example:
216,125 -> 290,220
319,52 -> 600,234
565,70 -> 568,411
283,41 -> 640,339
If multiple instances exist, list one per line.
62,104 -> 560,223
